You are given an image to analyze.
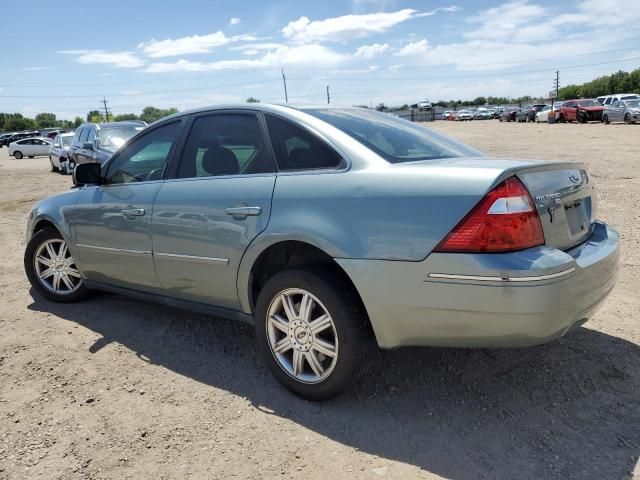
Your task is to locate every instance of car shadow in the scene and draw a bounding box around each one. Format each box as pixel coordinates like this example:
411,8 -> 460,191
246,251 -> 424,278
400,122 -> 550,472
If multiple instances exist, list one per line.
28,291 -> 639,480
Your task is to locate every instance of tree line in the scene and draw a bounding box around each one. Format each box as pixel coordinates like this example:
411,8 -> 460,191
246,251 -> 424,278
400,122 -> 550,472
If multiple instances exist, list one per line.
557,67 -> 640,100
0,106 -> 179,133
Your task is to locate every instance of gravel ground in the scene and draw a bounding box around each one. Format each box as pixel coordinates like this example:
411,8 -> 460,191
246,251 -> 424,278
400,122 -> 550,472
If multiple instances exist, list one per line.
0,121 -> 638,480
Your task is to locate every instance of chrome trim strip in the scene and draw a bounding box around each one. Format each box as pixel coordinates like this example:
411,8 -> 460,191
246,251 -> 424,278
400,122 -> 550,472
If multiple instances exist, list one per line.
76,244 -> 152,256
154,252 -> 229,266
427,268 -> 576,283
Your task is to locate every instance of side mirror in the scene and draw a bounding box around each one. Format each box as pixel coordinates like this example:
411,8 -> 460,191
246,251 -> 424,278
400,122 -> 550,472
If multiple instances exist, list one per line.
53,144 -> 61,148
82,142 -> 94,150
73,163 -> 101,186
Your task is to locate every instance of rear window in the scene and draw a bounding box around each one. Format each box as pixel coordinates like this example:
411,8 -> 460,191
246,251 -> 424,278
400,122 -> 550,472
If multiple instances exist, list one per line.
303,108 -> 482,163
98,125 -> 145,149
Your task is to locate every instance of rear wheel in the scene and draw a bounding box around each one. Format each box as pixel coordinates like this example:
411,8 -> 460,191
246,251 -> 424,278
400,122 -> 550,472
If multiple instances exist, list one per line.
28,156 -> 34,158
14,151 -> 23,159
255,268 -> 373,400
24,227 -> 89,303
603,114 -> 609,124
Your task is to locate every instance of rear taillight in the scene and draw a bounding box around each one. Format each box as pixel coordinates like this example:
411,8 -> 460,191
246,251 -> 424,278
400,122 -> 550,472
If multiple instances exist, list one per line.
434,176 -> 544,253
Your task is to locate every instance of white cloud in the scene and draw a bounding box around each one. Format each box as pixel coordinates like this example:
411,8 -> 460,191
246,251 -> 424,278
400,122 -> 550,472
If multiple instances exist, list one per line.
281,7 -> 456,43
22,66 -> 53,71
229,17 -> 241,25
354,43 -> 389,59
144,44 -> 347,73
58,50 -> 144,68
229,42 -> 283,52
395,39 -> 429,56
138,32 -> 258,58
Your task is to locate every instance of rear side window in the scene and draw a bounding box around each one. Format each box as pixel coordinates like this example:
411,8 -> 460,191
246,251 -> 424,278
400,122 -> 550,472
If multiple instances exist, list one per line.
177,114 -> 274,178
265,114 -> 342,171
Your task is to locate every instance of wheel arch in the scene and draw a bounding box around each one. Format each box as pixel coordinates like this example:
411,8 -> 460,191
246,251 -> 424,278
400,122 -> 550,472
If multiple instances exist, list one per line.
237,237 -> 368,323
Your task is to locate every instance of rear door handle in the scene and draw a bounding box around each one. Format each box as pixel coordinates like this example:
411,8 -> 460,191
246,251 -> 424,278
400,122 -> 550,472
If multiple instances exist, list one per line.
121,208 -> 145,219
225,206 -> 262,218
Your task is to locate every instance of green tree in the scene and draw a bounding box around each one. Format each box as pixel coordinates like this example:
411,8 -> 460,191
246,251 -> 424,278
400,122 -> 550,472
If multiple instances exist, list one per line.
4,114 -> 35,131
35,112 -> 57,128
113,113 -> 139,121
246,97 -> 260,103
139,106 -> 178,123
73,117 -> 84,128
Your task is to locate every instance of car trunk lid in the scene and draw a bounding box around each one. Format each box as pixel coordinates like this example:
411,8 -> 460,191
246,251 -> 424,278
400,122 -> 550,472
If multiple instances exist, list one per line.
515,163 -> 595,250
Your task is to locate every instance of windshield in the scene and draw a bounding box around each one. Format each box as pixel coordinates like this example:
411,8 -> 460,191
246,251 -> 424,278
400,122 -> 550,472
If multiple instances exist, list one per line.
624,100 -> 639,108
577,100 -> 599,107
303,108 -> 483,163
98,125 -> 144,150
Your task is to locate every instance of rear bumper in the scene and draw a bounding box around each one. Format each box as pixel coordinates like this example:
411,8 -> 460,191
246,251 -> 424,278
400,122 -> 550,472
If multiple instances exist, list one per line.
337,221 -> 619,349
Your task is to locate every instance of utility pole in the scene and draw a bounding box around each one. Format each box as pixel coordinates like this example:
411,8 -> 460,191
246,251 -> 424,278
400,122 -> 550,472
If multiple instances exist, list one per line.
101,97 -> 110,122
281,69 -> 288,103
552,70 -> 560,108
326,85 -> 330,104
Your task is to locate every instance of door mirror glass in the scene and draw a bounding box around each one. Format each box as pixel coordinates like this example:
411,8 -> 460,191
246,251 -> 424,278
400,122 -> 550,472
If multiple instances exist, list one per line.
73,163 -> 101,186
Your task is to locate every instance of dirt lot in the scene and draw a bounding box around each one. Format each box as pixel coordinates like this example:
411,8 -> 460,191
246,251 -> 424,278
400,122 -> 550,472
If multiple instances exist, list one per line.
1,121 -> 638,480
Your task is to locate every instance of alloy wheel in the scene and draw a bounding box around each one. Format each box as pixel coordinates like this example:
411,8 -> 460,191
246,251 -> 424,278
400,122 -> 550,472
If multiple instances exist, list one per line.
33,238 -> 82,295
266,288 -> 338,384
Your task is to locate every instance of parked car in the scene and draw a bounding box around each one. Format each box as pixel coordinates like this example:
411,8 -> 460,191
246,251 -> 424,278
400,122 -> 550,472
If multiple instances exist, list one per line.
603,99 -> 640,124
417,100 -> 432,111
24,104 -> 619,400
9,137 -> 52,159
70,121 -> 147,166
4,131 -> 39,147
557,99 -> 604,123
535,104 -> 561,123
49,132 -> 76,173
456,109 -> 473,121
474,108 -> 493,120
516,104 -> 547,122
601,93 -> 639,107
0,133 -> 14,147
499,108 -> 519,122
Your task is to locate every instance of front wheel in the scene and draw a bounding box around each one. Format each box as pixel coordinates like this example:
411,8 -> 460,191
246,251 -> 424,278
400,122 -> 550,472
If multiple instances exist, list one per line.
13,151 -> 23,159
255,268 -> 373,400
49,156 -> 59,172
625,113 -> 632,124
603,114 -> 610,124
24,227 -> 89,302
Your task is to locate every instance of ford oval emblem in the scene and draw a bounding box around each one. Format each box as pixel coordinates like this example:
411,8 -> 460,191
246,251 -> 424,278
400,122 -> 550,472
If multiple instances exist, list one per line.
568,172 -> 581,183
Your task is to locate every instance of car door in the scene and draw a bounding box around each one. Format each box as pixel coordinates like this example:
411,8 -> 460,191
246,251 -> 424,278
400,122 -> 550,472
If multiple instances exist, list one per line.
73,127 -> 91,164
71,120 -> 183,291
610,101 -> 623,122
152,111 -> 276,309
34,139 -> 50,156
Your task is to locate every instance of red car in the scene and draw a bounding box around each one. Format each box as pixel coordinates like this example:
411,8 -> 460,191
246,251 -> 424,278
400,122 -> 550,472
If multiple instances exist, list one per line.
557,99 -> 604,123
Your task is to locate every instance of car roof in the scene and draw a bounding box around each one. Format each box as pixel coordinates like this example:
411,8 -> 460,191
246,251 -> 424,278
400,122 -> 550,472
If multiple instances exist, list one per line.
17,136 -> 50,141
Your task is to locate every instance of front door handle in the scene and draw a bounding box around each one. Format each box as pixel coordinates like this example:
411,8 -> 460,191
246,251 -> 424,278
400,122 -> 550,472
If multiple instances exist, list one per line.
121,208 -> 145,219
225,206 -> 262,218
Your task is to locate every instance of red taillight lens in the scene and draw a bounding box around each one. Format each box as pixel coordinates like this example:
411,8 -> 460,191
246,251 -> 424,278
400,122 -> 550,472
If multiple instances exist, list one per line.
434,176 -> 545,253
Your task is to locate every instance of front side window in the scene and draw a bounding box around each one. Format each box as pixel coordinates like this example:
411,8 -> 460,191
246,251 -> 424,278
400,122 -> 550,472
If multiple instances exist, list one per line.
302,108 -> 482,163
177,114 -> 274,178
79,128 -> 90,143
105,122 -> 180,185
265,114 -> 342,170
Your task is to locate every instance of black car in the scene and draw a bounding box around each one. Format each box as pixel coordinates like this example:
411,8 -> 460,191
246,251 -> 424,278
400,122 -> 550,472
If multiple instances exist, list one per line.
0,133 -> 14,148
499,108 -> 520,122
3,131 -> 39,147
70,121 -> 147,165
516,104 -> 548,123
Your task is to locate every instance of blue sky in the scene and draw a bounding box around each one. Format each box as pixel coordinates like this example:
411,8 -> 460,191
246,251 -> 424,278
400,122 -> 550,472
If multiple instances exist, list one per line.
1,0 -> 639,119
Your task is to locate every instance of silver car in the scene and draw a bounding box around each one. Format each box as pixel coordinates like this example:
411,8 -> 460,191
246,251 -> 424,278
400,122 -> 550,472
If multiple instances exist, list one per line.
9,137 -> 52,159
23,104 -> 619,399
49,132 -> 76,174
603,99 -> 640,124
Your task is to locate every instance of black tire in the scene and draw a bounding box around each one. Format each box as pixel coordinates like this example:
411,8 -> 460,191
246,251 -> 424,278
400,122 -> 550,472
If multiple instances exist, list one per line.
255,268 -> 374,400
49,156 -> 59,172
603,114 -> 609,124
14,150 -> 23,159
28,156 -> 34,158
625,113 -> 632,125
24,227 -> 90,303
